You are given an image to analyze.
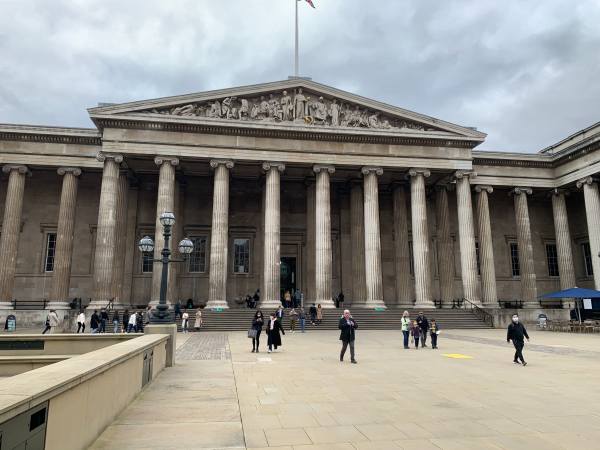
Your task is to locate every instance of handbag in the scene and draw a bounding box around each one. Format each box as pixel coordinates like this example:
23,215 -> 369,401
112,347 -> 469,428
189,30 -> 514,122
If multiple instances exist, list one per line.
247,328 -> 258,339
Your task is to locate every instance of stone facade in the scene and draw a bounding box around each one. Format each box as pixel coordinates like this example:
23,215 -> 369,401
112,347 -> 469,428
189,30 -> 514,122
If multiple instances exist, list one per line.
0,79 -> 597,310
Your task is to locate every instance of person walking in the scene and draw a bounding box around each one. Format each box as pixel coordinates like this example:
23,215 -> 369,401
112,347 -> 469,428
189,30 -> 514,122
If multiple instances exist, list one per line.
430,319 -> 440,349
284,290 -> 292,308
181,310 -> 189,333
174,300 -> 183,320
276,305 -> 284,324
137,311 -> 145,333
316,304 -> 323,325
401,311 -> 411,349
251,310 -> 264,352
253,289 -> 260,306
309,303 -> 317,325
266,313 -> 285,353
47,309 -> 59,333
194,309 -> 203,331
507,314 -> 530,366
127,312 -> 137,333
417,312 -> 429,348
122,309 -> 130,333
299,307 -> 306,333
339,309 -> 358,364
411,320 -> 421,349
337,291 -> 345,309
289,308 -> 298,332
99,309 -> 109,333
294,289 -> 302,308
76,310 -> 86,333
90,310 -> 100,334
112,309 -> 120,333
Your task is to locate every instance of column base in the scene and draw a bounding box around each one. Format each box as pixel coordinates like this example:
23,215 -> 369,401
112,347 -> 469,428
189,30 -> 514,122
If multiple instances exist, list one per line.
481,301 -> 500,309
0,302 -> 14,310
258,299 -> 282,310
413,302 -> 436,309
396,302 -> 415,310
314,299 -> 336,309
353,300 -> 387,310
86,301 -> 112,311
45,302 -> 71,310
205,300 -> 230,310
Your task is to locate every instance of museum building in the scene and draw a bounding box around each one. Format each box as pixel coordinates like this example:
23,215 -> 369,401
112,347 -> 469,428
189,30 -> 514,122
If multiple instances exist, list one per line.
0,79 -> 598,312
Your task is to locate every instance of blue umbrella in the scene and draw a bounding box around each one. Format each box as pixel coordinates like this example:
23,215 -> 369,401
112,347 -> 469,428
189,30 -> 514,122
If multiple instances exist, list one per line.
540,287 -> 600,299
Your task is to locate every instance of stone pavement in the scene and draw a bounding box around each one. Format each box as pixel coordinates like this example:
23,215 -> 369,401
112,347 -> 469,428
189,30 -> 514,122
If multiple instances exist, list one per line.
90,328 -> 600,449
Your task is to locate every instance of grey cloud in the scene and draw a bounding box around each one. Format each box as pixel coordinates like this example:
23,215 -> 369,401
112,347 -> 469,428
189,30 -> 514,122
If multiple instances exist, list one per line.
0,0 -> 598,152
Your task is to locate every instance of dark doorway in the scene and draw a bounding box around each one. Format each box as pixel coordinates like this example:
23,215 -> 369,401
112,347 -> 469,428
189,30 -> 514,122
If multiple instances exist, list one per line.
280,257 -> 297,301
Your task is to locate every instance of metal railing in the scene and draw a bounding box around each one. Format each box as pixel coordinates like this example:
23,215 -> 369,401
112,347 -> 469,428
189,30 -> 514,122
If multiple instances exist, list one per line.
11,298 -> 48,310
459,298 -> 494,328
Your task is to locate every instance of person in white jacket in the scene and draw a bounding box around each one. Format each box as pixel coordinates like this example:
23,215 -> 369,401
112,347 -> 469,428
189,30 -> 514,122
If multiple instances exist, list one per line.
181,310 -> 189,333
127,312 -> 137,333
76,311 -> 86,333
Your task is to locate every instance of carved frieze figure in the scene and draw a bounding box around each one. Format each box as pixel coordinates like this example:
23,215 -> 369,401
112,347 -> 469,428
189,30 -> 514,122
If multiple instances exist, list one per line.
347,105 -> 362,127
280,90 -> 293,121
250,101 -> 260,120
269,93 -> 282,121
222,97 -> 234,119
239,98 -> 249,120
368,112 -> 380,128
171,104 -> 196,116
259,96 -> 269,119
329,99 -> 340,126
293,88 -> 307,120
209,100 -> 222,118
312,96 -> 327,124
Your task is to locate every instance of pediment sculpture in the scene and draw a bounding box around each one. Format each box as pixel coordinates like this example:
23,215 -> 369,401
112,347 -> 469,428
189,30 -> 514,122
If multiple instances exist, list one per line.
143,88 -> 438,132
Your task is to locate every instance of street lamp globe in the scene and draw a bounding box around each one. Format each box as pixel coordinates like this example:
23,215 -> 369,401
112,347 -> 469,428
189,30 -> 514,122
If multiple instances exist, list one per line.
178,237 -> 194,255
138,236 -> 154,253
159,211 -> 176,227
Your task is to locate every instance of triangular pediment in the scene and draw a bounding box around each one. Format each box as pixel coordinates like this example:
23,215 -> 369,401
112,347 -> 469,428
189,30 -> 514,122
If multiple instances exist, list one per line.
88,79 -> 485,141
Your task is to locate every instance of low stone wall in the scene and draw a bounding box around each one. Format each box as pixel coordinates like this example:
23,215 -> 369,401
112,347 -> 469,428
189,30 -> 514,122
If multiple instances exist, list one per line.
0,333 -> 137,356
487,307 -> 570,328
0,309 -> 75,332
0,334 -> 168,450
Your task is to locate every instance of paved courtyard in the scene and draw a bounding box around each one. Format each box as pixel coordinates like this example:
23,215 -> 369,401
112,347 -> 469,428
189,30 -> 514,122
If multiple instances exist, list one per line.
91,328 -> 600,449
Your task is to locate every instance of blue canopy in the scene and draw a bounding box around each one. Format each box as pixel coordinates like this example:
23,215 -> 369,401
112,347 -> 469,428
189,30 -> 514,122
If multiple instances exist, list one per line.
540,287 -> 600,299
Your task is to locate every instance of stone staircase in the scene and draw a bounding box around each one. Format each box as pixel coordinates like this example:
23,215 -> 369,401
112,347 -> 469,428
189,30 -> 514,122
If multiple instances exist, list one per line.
172,308 -> 492,332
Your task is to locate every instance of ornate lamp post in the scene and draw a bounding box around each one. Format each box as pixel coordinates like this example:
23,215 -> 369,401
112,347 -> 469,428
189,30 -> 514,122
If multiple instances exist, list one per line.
138,212 -> 194,324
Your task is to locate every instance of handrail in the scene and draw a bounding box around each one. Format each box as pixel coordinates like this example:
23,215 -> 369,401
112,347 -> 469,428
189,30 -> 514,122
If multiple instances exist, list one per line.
460,298 -> 494,327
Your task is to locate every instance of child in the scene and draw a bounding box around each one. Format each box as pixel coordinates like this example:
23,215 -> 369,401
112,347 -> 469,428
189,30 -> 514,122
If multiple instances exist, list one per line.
411,320 -> 421,349
430,319 -> 440,349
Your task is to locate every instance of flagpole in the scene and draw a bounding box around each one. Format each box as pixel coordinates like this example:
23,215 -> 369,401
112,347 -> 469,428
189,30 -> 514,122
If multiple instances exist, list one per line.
294,0 -> 299,77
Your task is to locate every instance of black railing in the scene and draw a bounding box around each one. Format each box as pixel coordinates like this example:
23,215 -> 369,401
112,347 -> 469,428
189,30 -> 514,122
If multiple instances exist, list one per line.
433,299 -> 443,309
498,300 -> 523,309
459,298 -> 494,327
11,298 -> 48,310
451,298 -> 464,309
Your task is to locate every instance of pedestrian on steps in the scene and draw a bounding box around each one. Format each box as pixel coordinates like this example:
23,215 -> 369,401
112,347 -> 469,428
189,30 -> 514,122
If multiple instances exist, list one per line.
316,304 -> 323,325
122,309 -> 130,333
299,307 -> 306,333
289,308 -> 298,332
76,310 -> 86,333
112,309 -> 120,333
194,309 -> 203,331
309,304 -> 317,325
181,309 -> 189,333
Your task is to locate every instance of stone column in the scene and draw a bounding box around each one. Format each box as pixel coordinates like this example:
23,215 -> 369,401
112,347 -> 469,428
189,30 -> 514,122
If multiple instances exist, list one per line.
121,184 -> 139,305
408,168 -> 434,308
551,189 -> 576,308
349,180 -> 366,305
0,165 -> 29,309
454,171 -> 481,304
361,166 -> 385,308
393,183 -> 413,308
305,180 -> 316,301
110,172 -> 129,307
260,162 -> 285,309
475,185 -> 498,306
90,153 -> 122,310
435,185 -> 454,307
511,187 -> 537,307
207,160 -> 234,309
576,177 -> 600,290
48,167 -> 81,310
313,165 -> 336,308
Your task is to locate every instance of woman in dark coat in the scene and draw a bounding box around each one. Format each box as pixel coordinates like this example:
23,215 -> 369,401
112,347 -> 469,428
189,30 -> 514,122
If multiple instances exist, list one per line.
266,313 -> 285,353
251,310 -> 264,353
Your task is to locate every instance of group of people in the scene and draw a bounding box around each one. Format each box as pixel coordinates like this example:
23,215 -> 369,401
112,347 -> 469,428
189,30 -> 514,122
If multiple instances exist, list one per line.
77,307 -> 152,334
400,311 -> 441,349
176,306 -> 203,333
250,309 -> 285,353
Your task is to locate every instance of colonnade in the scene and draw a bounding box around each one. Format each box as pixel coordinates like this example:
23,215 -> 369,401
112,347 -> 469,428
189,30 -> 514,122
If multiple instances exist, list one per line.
0,155 -> 599,310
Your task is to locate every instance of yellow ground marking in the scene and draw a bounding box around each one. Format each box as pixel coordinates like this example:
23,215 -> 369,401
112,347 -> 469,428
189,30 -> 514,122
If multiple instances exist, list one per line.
443,353 -> 473,359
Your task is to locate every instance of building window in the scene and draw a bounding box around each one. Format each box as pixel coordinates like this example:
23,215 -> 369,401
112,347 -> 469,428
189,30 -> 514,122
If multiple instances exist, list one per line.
142,235 -> 154,273
408,241 -> 415,275
475,241 -> 481,275
189,236 -> 208,273
44,233 -> 57,272
582,242 -> 593,276
509,242 -> 520,277
233,238 -> 250,273
546,243 -> 559,277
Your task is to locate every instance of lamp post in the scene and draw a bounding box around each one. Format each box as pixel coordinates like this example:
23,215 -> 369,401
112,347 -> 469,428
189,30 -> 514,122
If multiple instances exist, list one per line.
138,212 -> 194,324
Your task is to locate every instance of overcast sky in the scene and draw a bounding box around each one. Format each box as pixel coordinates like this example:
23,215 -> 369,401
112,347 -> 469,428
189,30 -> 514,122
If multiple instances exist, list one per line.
1,0 -> 599,152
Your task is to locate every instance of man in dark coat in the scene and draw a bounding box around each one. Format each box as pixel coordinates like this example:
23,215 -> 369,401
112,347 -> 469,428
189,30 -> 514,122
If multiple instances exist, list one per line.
90,310 -> 100,333
309,304 -> 317,325
266,313 -> 285,352
417,312 -> 429,348
339,309 -> 358,364
507,314 -> 530,366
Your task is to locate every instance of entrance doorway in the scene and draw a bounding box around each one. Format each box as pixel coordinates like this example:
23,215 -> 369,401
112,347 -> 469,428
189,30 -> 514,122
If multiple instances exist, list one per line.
280,257 -> 296,302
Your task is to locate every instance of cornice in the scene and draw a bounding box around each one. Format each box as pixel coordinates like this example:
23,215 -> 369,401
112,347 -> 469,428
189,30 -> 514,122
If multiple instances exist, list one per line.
0,124 -> 101,146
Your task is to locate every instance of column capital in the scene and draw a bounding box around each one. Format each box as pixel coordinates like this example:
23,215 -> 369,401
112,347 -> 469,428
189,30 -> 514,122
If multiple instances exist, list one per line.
474,185 -> 493,194
435,183 -> 454,192
209,159 -> 234,170
154,156 -> 179,167
2,165 -> 29,175
96,152 -> 123,164
262,162 -> 285,172
510,187 -> 533,196
576,176 -> 597,189
57,167 -> 82,177
361,166 -> 383,176
313,164 -> 335,174
549,188 -> 570,197
407,168 -> 431,178
454,170 -> 477,180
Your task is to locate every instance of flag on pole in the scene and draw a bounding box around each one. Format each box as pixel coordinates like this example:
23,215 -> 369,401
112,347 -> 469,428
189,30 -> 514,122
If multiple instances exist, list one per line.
304,0 -> 315,8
